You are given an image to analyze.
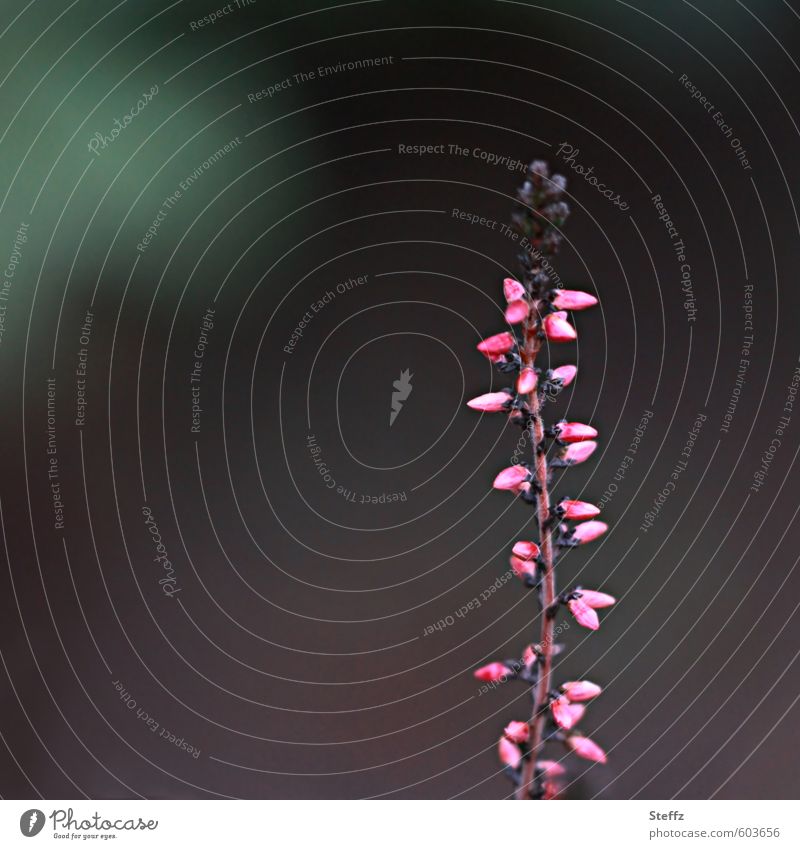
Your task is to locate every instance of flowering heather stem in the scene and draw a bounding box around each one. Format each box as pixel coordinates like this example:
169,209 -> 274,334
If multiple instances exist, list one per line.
471,159 -> 611,799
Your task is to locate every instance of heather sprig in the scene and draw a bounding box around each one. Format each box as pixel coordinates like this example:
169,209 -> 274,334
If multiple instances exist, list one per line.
468,160 -> 610,800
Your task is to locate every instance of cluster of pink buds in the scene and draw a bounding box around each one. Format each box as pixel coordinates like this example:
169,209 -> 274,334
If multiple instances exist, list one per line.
467,160 -> 613,799
550,680 -> 602,731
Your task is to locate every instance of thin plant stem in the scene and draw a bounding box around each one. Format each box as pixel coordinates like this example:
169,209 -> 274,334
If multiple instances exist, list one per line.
515,310 -> 556,799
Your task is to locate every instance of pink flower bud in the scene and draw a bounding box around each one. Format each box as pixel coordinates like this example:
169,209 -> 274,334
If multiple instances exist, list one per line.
503,277 -> 526,302
563,702 -> 586,726
504,721 -> 530,743
563,441 -> 597,465
505,299 -> 529,324
493,465 -> 530,490
522,645 -> 538,667
551,364 -> 577,386
577,589 -> 616,609
543,311 -> 576,342
537,760 -> 566,778
466,391 -> 511,412
517,367 -> 537,394
567,734 -> 607,764
560,499 -> 601,519
568,598 -> 600,630
571,520 -> 608,544
477,332 -> 515,358
555,422 -> 598,443
553,289 -> 598,311
473,662 -> 512,682
510,555 -> 537,582
551,695 -> 578,729
512,540 -> 540,560
542,779 -> 562,800
498,736 -> 523,770
562,680 -> 602,701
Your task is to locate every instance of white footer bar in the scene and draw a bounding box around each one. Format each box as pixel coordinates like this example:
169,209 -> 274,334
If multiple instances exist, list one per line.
1,800 -> 795,848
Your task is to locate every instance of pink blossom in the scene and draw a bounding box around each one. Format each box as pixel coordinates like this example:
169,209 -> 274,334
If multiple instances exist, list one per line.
564,702 -> 586,726
563,441 -> 597,465
505,300 -> 529,324
562,680 -> 602,701
498,736 -> 523,770
543,311 -> 576,342
517,367 -> 537,394
555,422 -> 598,443
510,555 -> 537,582
512,540 -> 540,560
568,598 -> 600,630
571,520 -> 608,544
551,364 -> 577,386
522,645 -> 538,667
493,465 -> 530,491
577,590 -> 616,609
560,499 -> 600,519
537,760 -> 566,778
474,662 -> 512,682
553,289 -> 598,311
504,721 -> 530,744
467,391 -> 511,412
567,734 -> 607,764
477,332 -> 515,358
551,695 -> 578,729
503,277 -> 526,302
542,779 -> 562,800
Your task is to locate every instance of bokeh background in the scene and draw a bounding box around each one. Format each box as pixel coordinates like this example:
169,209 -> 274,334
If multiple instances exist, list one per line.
0,0 -> 799,799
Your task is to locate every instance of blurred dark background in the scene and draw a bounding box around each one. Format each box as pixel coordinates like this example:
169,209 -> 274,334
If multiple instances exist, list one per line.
1,0 -> 799,799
